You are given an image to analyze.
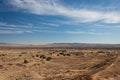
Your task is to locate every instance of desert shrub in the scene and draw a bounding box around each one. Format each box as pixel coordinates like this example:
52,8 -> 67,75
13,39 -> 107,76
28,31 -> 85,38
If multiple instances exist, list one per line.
1,54 -> 5,56
19,54 -> 22,57
57,54 -> 59,56
36,54 -> 39,57
0,65 -> 3,69
21,52 -> 27,54
46,57 -> 52,61
97,50 -> 105,53
40,55 -> 44,58
66,54 -> 71,56
75,53 -> 79,56
42,56 -> 46,59
23,59 -> 29,64
60,50 -> 67,52
63,54 -> 66,56
59,53 -> 64,55
37,51 -> 41,53
40,55 -> 46,59
50,53 -> 52,55
32,55 -> 34,58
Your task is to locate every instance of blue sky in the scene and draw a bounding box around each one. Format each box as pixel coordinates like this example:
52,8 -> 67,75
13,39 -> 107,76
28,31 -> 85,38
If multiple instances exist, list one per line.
0,0 -> 120,44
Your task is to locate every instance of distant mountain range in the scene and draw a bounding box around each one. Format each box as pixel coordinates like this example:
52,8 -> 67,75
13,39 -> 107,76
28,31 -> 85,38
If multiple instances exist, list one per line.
0,42 -> 120,47
46,43 -> 120,47
0,43 -> 9,45
0,43 -> 27,46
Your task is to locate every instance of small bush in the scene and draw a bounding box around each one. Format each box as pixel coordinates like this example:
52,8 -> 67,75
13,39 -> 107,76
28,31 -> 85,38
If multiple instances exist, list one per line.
36,54 -> 39,57
21,52 -> 27,54
40,55 -> 44,58
1,54 -> 5,56
97,50 -> 105,53
43,56 -> 46,59
32,55 -> 34,58
46,57 -> 52,61
59,53 -> 64,55
19,54 -> 22,57
57,54 -> 59,56
66,54 -> 71,56
0,65 -> 3,69
23,59 -> 29,64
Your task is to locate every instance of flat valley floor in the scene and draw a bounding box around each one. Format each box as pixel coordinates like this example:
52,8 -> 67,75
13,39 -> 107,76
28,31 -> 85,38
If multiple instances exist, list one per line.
0,47 -> 120,80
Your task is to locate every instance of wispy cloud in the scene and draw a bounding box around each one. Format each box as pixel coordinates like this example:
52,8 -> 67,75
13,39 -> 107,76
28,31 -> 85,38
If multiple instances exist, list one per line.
0,30 -> 24,34
0,22 -> 16,27
0,22 -> 33,34
8,0 -> 120,23
0,22 -> 109,35
94,24 -> 120,29
65,31 -> 109,35
0,22 -> 59,34
40,22 -> 59,27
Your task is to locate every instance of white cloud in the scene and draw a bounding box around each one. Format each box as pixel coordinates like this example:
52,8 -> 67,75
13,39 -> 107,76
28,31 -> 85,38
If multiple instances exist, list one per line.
0,22 -> 33,28
9,0 -> 120,23
9,0 -> 59,15
0,22 -> 16,27
0,30 -> 23,34
0,22 -> 33,34
0,22 -> 59,34
0,22 -> 111,35
65,31 -> 109,35
103,12 -> 120,23
40,22 -> 59,27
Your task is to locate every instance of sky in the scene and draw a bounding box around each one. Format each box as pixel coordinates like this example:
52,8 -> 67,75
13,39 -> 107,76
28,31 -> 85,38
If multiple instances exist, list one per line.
0,0 -> 120,44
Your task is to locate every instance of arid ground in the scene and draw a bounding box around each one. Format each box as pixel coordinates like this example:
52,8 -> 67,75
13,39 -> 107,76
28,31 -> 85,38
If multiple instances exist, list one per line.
0,47 -> 120,80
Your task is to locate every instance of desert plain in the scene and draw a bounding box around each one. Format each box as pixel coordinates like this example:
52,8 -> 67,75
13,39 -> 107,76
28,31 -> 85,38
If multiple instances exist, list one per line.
0,46 -> 120,80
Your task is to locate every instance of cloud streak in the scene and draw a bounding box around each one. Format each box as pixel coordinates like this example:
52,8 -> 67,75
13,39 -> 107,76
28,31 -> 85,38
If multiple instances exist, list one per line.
0,22 -> 34,34
0,30 -> 23,34
8,0 -> 120,23
0,22 -> 59,34
65,31 -> 109,35
40,22 -> 59,27
0,21 -> 109,35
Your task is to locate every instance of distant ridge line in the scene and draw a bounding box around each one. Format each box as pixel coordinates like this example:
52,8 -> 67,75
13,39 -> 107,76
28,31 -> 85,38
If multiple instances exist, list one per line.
0,42 -> 120,47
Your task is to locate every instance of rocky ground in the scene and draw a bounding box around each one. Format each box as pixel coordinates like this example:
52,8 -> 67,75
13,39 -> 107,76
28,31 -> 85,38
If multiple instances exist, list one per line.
0,48 -> 120,80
